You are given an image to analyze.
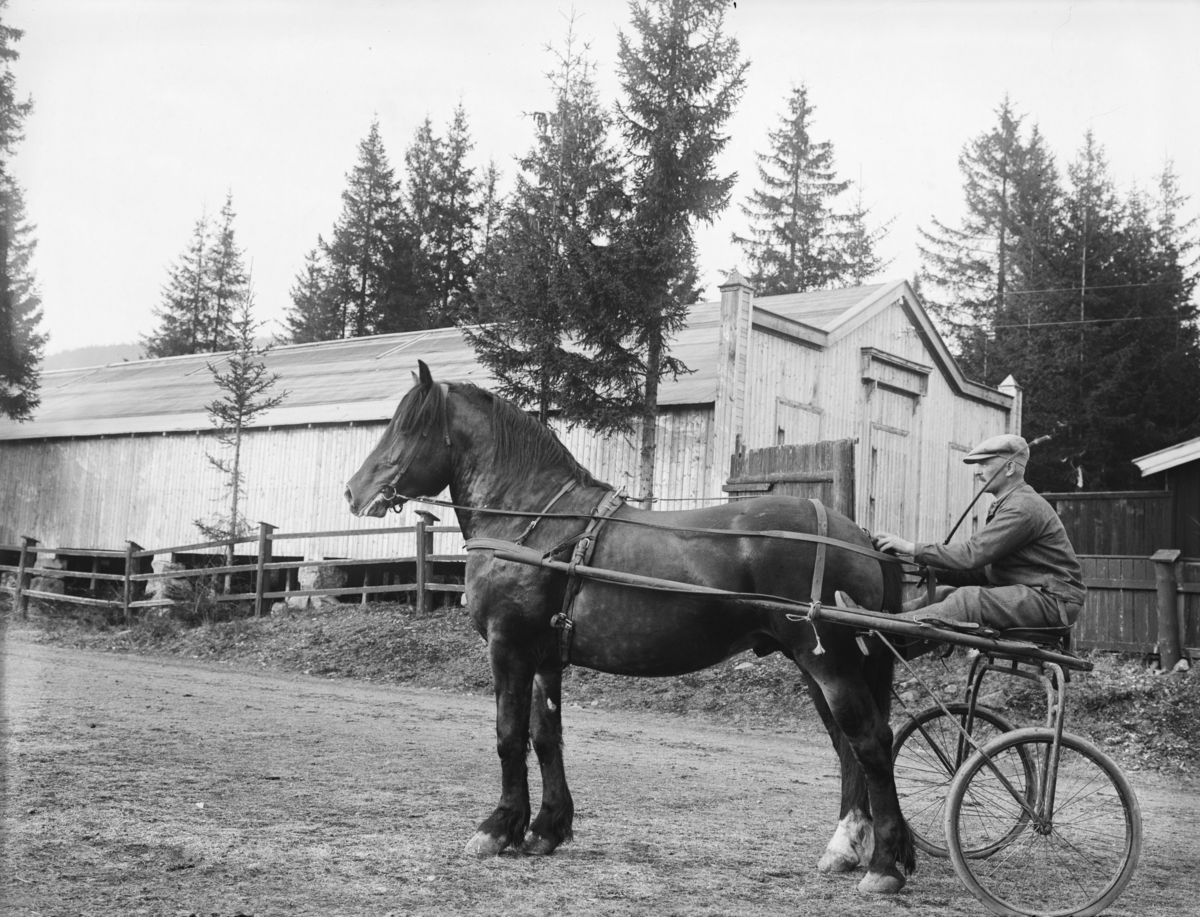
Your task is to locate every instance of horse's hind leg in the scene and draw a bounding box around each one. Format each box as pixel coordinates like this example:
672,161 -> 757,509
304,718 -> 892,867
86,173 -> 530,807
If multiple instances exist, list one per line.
465,637 -> 535,857
526,668 -> 574,855
801,670 -> 874,874
805,656 -> 915,895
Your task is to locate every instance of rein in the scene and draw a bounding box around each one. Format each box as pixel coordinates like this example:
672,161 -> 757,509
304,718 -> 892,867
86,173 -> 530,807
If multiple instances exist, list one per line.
413,495 -> 908,567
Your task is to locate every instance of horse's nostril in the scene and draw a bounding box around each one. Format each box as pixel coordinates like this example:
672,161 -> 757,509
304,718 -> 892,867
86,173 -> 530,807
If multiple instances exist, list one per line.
344,485 -> 354,506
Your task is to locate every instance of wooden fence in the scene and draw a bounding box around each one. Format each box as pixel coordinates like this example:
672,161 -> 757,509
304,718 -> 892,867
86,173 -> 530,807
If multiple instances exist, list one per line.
1075,553 -> 1200,663
0,514 -> 465,623
1043,491 -> 1174,556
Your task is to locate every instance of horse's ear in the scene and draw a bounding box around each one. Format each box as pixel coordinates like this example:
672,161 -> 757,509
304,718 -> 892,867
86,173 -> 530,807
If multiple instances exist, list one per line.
417,360 -> 434,389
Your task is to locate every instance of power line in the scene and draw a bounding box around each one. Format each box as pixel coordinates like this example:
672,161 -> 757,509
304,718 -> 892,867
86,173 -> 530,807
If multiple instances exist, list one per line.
991,314 -> 1186,329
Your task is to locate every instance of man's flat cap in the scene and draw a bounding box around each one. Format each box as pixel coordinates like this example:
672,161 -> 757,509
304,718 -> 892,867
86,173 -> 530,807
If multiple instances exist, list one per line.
964,433 -> 1030,465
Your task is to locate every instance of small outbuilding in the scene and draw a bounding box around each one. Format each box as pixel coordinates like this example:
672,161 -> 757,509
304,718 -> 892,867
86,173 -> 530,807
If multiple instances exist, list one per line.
0,276 -> 1018,558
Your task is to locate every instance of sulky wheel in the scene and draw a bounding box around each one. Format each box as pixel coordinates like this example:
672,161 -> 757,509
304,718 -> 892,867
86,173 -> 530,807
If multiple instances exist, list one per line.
945,727 -> 1142,917
892,703 -> 1032,858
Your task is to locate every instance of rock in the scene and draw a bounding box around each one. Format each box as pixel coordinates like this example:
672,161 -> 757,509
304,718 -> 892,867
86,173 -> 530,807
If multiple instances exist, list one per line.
148,557 -> 187,601
288,558 -> 347,610
1172,658 -> 1191,674
30,555 -> 66,594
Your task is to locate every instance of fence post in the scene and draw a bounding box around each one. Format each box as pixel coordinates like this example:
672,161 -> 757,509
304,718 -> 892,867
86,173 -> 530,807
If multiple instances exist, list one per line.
415,510 -> 438,613
1151,548 -> 1182,670
14,535 -> 38,620
123,541 -> 142,625
254,522 -> 275,618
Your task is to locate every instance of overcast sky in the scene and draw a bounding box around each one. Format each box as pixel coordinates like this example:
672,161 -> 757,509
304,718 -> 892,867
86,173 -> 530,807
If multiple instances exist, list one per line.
9,0 -> 1200,355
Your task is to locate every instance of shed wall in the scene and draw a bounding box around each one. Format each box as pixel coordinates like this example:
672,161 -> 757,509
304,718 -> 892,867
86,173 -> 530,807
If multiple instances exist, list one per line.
0,407 -> 718,556
740,299 -> 1010,545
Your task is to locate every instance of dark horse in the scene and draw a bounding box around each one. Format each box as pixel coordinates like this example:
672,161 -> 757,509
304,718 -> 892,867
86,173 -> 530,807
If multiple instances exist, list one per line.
345,363 -> 914,893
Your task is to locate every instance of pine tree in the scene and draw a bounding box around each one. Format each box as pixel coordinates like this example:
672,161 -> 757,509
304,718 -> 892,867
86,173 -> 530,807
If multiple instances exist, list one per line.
195,288 -> 287,581
466,22 -> 638,432
143,213 -> 212,358
617,0 -> 747,502
733,85 -> 868,294
0,3 -> 43,422
324,119 -> 404,337
838,183 -> 893,285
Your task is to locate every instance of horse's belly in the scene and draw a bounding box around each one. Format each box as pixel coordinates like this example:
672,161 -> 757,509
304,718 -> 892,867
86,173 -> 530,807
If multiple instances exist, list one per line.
566,585 -> 764,677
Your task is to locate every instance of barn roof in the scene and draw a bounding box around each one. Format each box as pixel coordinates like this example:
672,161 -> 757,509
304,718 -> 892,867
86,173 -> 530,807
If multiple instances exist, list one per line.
2,279 -> 988,442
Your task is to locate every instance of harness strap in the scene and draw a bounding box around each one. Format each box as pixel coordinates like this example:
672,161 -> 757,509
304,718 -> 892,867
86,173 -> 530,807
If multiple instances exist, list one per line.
808,497 -> 828,604
550,489 -> 624,665
513,479 -> 577,546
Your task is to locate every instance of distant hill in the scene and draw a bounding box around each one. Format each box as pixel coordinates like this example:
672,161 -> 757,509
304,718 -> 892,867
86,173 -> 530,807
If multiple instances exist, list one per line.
41,342 -> 144,372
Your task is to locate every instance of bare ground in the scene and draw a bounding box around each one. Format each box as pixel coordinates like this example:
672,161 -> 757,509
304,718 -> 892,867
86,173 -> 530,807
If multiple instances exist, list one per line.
3,635 -> 1200,917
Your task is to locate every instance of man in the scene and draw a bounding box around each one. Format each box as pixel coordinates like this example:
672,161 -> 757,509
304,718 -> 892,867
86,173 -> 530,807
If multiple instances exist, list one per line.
840,434 -> 1085,631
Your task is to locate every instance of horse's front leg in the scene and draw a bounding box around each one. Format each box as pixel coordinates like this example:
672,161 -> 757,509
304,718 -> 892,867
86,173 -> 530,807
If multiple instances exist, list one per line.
525,667 -> 574,855
465,636 -> 535,857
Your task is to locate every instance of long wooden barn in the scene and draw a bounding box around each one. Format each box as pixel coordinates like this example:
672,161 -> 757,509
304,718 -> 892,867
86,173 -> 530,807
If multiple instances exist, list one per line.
0,276 -> 1018,560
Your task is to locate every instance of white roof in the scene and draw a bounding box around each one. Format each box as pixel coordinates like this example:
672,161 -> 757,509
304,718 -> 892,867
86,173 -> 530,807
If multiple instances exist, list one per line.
1133,435 -> 1200,476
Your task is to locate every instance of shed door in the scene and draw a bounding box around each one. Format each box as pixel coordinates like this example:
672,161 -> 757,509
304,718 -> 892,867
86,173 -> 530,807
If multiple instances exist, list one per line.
865,387 -> 918,534
724,439 -> 855,519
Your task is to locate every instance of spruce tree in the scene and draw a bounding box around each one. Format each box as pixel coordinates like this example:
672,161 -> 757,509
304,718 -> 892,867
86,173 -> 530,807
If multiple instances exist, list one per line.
466,23 -> 638,432
143,214 -> 212,358
204,192 -> 248,352
617,0 -> 747,502
0,172 -> 42,421
734,85 -> 875,294
0,3 -> 43,422
323,119 -> 405,337
430,103 -> 479,325
195,288 -> 287,580
284,246 -> 342,343
402,108 -> 481,328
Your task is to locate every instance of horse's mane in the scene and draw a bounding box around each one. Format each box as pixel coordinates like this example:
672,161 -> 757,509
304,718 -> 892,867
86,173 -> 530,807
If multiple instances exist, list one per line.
392,381 -> 605,491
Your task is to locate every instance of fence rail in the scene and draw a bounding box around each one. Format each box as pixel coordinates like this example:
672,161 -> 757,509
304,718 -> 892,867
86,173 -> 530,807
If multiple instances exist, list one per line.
1,516 -> 465,622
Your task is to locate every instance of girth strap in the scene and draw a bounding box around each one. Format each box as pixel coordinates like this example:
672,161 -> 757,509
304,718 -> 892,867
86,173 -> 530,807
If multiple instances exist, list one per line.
550,489 -> 625,664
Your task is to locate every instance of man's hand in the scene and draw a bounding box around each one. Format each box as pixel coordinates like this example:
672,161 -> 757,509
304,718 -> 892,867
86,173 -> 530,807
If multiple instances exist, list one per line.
874,531 -> 916,556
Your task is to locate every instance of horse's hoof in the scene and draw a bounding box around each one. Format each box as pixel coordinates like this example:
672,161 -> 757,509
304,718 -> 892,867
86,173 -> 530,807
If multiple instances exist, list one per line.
524,833 -> 559,856
857,866 -> 906,895
464,831 -> 508,858
818,851 -> 858,874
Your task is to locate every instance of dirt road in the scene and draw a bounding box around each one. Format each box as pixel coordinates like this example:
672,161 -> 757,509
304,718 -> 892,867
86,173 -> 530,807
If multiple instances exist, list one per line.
3,639 -> 1198,916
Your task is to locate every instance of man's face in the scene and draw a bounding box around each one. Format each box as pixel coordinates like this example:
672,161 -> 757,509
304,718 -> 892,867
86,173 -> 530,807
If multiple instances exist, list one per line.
973,454 -> 1014,493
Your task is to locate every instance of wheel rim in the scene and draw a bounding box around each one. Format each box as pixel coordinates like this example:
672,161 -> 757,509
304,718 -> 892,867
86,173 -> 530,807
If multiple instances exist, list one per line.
947,729 -> 1141,917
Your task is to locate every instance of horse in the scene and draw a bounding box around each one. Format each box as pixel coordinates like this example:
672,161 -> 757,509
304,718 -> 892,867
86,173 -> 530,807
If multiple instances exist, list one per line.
345,361 -> 914,894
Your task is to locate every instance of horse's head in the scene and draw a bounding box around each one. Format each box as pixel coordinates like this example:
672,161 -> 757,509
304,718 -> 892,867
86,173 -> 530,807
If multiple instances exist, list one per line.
345,360 -> 453,517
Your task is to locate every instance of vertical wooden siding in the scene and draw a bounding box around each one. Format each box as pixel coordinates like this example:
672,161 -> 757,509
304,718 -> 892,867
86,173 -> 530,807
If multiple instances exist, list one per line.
1043,491 -> 1174,555
742,300 -> 1009,545
0,407 -> 719,557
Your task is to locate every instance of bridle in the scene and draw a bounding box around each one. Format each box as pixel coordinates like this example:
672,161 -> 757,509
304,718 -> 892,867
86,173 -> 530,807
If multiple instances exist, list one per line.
378,383 -> 452,514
